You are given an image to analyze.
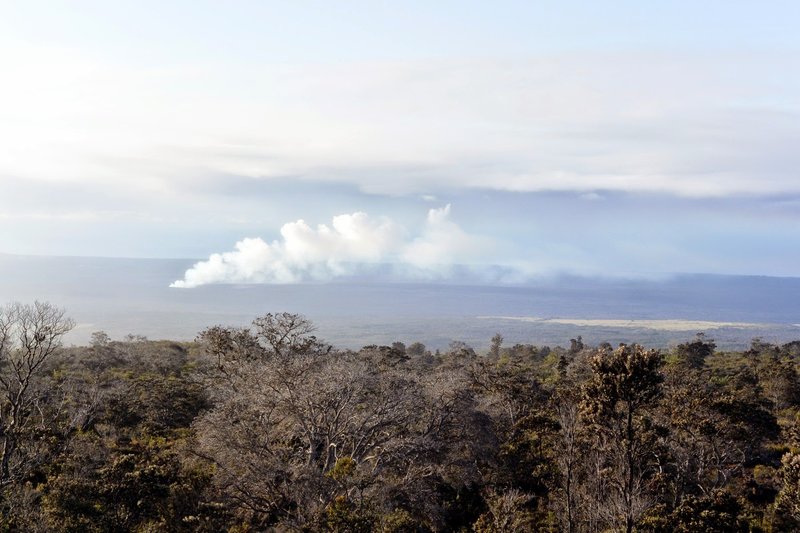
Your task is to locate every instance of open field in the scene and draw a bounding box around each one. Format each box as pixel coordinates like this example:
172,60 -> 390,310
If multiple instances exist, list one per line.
480,316 -> 772,331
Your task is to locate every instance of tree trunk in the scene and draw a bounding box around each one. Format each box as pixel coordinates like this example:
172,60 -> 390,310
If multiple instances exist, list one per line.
625,401 -> 634,533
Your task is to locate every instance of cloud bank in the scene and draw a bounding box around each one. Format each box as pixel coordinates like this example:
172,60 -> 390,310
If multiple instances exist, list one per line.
170,205 -> 488,287
4,43 -> 800,202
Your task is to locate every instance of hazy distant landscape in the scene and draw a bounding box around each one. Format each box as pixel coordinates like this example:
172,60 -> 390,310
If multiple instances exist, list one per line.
2,253 -> 797,350
5,2 -> 800,531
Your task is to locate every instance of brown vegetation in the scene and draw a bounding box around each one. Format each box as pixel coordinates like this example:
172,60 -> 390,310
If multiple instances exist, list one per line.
1,306 -> 800,532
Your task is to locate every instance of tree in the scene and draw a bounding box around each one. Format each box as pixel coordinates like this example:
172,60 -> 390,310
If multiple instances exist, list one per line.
473,489 -> 535,532
407,342 -> 426,357
0,302 -> 74,485
773,452 -> 800,529
773,413 -> 800,529
749,341 -> 800,410
89,331 -> 110,348
569,336 -> 584,356
581,344 -> 664,533
35,336 -> 223,533
552,387 -> 582,533
251,312 -> 328,359
674,333 -> 715,369
639,491 -> 748,533
662,363 -> 778,504
447,340 -> 476,360
193,334 -> 427,528
489,333 -> 503,360
197,312 -> 330,383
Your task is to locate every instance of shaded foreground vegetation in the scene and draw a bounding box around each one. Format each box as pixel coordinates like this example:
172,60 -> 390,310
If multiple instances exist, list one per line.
2,303 -> 800,531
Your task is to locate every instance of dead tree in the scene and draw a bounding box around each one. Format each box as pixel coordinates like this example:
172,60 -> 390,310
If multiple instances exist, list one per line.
0,302 -> 74,484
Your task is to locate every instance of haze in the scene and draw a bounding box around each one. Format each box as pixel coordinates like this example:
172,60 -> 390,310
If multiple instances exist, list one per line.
2,1 -> 800,282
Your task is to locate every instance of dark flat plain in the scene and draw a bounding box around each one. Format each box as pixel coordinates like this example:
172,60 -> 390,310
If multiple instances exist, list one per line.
0,254 -> 798,350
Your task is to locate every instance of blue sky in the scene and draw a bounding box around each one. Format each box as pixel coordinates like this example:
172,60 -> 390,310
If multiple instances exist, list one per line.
1,1 -> 800,282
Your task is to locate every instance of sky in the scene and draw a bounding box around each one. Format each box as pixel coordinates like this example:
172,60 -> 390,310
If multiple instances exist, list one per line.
1,1 -> 800,284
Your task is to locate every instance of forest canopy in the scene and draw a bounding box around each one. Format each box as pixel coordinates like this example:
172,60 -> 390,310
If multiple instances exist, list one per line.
1,304 -> 799,532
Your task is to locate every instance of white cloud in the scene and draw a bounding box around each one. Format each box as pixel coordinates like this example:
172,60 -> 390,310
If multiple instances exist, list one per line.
170,205 -> 487,287
3,44 -> 800,202
579,192 -> 604,201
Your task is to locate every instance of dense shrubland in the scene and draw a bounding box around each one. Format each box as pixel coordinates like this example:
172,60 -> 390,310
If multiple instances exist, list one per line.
2,303 -> 800,531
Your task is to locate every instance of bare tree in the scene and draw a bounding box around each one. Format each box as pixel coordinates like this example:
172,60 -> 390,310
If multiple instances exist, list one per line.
0,302 -> 74,484
251,312 -> 327,359
193,313 -> 430,528
554,395 -> 580,533
198,313 -> 330,376
192,313 -> 505,530
473,488 -> 535,532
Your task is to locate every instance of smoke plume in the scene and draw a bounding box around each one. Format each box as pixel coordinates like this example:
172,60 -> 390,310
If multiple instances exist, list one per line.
170,205 -> 486,287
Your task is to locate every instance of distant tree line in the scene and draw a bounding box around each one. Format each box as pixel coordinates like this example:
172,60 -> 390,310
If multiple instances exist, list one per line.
1,302 -> 800,531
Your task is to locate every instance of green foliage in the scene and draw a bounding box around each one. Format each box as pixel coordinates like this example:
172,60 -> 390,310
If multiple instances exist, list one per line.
581,344 -> 665,533
378,509 -> 418,532
774,452 -> 800,529
583,344 -> 664,418
324,496 -> 376,533
639,492 -> 749,532
327,457 -> 356,482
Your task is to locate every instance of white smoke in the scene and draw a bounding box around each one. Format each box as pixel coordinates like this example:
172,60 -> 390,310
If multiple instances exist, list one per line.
170,205 -> 486,287
403,204 -> 481,267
